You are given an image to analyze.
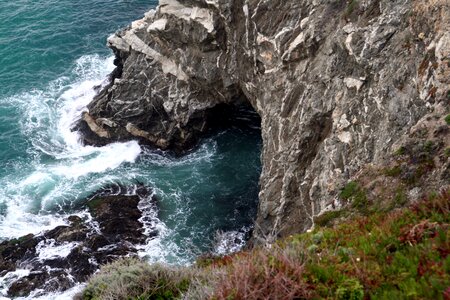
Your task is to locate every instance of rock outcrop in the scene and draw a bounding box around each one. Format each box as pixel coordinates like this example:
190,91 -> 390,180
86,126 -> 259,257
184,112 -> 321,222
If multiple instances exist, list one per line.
79,0 -> 450,242
0,184 -> 158,298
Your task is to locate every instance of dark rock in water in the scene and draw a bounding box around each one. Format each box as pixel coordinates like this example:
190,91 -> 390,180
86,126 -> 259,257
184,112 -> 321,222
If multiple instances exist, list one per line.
8,270 -> 74,298
0,260 -> 15,276
66,245 -> 98,282
85,183 -> 155,245
1,184 -> 158,298
93,242 -> 138,266
44,223 -> 89,242
7,271 -> 47,298
0,234 -> 43,275
85,234 -> 109,251
87,195 -> 145,244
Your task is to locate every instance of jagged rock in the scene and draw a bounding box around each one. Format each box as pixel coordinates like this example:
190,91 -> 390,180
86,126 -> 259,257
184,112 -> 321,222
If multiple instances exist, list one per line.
66,245 -> 98,282
85,234 -> 109,251
78,0 -> 450,242
0,234 -> 42,273
87,194 -> 146,244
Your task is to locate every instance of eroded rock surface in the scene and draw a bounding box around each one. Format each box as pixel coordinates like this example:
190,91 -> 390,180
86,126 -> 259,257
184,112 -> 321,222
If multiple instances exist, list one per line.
79,0 -> 450,241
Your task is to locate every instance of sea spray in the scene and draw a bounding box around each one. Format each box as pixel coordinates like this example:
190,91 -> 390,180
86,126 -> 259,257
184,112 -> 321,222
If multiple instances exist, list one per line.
0,48 -> 261,268
0,0 -> 261,297
0,55 -> 143,238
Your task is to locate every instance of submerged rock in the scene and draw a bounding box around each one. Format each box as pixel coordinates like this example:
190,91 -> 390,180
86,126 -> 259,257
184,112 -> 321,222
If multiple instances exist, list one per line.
0,184 -> 158,297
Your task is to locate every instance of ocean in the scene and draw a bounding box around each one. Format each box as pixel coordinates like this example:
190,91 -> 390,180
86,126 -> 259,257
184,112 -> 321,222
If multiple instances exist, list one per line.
0,0 -> 261,298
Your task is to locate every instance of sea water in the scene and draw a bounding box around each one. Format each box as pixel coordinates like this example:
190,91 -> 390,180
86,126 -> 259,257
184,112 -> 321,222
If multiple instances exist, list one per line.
0,1 -> 262,293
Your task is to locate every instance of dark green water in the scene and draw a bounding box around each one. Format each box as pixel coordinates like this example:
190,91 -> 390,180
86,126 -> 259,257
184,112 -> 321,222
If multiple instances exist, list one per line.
0,0 -> 261,270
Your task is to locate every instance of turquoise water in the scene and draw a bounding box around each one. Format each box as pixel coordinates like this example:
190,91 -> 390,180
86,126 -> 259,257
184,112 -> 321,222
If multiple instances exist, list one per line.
0,0 -> 261,265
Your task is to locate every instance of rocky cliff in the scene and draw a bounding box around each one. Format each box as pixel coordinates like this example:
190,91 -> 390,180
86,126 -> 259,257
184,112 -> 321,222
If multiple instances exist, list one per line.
79,0 -> 450,242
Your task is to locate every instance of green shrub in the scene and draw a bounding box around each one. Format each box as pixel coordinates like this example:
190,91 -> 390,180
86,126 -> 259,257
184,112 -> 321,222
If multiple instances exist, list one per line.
191,245 -> 313,300
336,278 -> 364,300
445,114 -> 450,125
340,181 -> 359,200
312,232 -> 324,244
314,210 -> 345,227
81,191 -> 450,300
340,181 -> 368,212
391,189 -> 408,208
384,165 -> 402,177
307,244 -> 319,253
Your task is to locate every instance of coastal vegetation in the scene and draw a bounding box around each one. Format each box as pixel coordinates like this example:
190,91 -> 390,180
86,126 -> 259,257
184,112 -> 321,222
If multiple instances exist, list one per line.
81,188 -> 450,299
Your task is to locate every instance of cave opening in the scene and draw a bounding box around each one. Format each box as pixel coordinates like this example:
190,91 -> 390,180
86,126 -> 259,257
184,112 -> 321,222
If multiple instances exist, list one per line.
157,97 -> 263,257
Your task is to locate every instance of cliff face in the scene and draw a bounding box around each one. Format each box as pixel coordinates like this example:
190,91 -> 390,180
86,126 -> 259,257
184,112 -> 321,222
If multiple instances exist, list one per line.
80,0 -> 450,241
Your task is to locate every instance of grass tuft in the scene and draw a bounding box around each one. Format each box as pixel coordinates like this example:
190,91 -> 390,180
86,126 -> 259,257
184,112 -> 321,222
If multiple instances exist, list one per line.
340,181 -> 368,213
82,258 -> 192,300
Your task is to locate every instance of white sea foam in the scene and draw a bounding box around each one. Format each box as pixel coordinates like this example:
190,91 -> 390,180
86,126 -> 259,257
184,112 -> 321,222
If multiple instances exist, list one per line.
0,269 -> 30,297
213,228 -> 251,256
51,141 -> 141,179
5,55 -> 114,157
136,188 -> 195,266
136,223 -> 188,265
0,204 -> 67,239
55,56 -> 114,156
137,191 -> 159,237
141,140 -> 217,167
36,239 -> 80,260
13,284 -> 85,300
0,54 -> 141,239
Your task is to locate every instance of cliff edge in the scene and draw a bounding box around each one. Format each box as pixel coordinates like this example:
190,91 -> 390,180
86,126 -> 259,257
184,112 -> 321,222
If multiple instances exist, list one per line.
79,0 -> 450,241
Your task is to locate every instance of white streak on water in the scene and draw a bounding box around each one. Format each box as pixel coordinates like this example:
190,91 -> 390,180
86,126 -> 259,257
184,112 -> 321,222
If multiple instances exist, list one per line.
141,140 -> 217,167
0,202 -> 67,239
14,284 -> 85,300
0,54 -> 142,239
36,240 -> 80,260
51,141 -> 142,179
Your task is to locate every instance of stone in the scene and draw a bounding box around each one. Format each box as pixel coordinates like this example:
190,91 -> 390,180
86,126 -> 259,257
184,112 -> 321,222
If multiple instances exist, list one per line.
82,112 -> 110,138
7,270 -> 73,298
344,77 -> 365,92
77,0 -> 449,242
148,18 -> 168,32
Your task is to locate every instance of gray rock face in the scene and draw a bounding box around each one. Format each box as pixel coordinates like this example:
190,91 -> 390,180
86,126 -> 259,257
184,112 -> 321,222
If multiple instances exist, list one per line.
80,0 -> 450,242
